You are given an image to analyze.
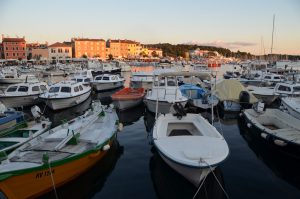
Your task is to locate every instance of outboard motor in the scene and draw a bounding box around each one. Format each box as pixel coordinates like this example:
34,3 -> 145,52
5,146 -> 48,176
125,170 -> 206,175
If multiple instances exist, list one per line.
239,91 -> 251,109
171,103 -> 186,119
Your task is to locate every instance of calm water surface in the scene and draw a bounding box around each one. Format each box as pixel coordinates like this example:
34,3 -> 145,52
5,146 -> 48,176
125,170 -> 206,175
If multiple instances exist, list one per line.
13,65 -> 300,199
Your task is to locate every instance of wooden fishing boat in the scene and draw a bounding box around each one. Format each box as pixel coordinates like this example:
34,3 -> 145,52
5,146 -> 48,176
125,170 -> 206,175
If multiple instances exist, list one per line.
0,110 -> 25,136
0,101 -> 119,199
112,88 -> 145,110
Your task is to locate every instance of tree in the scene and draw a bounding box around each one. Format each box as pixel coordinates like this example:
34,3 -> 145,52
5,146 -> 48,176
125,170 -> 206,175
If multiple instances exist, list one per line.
82,54 -> 87,58
108,54 -> 113,60
151,51 -> 158,57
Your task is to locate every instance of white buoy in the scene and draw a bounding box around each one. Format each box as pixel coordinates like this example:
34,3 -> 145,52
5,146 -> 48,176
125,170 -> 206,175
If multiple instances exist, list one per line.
274,139 -> 287,147
118,123 -> 124,132
247,123 -> 252,128
31,105 -> 41,119
102,144 -> 110,151
261,133 -> 268,139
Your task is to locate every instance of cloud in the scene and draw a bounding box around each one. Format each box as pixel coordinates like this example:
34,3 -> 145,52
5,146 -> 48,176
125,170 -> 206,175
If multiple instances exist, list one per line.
184,40 -> 257,50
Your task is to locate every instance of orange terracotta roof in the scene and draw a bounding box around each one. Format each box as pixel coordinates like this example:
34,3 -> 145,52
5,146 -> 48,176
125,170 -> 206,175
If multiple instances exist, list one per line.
73,38 -> 105,42
48,42 -> 71,48
2,38 -> 25,42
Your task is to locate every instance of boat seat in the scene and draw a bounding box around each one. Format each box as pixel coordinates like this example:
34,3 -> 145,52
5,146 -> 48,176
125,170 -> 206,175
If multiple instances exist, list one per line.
169,129 -> 192,136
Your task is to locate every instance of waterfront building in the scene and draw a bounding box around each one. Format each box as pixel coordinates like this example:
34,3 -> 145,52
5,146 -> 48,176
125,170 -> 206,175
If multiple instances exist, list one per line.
0,43 -> 3,59
48,42 -> 72,60
72,38 -> 106,59
107,39 -> 143,59
26,42 -> 48,60
147,47 -> 163,57
2,36 -> 26,60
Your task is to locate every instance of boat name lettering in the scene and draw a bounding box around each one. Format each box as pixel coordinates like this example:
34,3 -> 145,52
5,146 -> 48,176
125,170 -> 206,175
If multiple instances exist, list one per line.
35,169 -> 55,179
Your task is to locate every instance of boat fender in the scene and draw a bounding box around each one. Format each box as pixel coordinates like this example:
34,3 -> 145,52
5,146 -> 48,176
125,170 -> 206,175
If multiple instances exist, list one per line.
118,123 -> 123,132
260,133 -> 268,139
239,113 -> 243,117
247,123 -> 252,128
274,139 -> 287,147
102,144 -> 110,151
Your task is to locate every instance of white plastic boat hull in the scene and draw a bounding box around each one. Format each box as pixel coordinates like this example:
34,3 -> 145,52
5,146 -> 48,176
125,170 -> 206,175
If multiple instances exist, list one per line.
113,98 -> 143,110
92,81 -> 124,91
0,79 -> 25,84
252,93 -> 278,104
41,90 -> 91,110
144,99 -> 187,114
0,95 -> 41,108
281,98 -> 300,120
159,152 -> 213,186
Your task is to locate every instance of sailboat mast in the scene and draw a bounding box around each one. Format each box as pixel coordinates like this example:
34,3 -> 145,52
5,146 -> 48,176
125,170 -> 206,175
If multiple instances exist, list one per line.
270,14 -> 275,54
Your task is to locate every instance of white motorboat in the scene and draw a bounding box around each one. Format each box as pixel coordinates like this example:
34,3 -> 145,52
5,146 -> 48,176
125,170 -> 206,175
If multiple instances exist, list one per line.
70,69 -> 93,86
247,85 -> 279,104
153,103 -> 229,186
92,74 -> 125,92
0,82 -> 49,108
144,72 -> 188,114
0,68 -> 38,84
39,81 -> 91,110
274,82 -> 300,97
130,71 -> 154,89
242,107 -> 300,157
281,97 -> 300,120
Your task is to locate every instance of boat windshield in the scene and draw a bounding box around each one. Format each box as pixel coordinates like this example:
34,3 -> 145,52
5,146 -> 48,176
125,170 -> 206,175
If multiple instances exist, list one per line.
6,86 -> 18,92
103,77 -> 109,80
61,87 -> 71,93
95,76 -> 102,80
77,79 -> 83,82
32,86 -> 40,92
49,87 -> 60,93
294,86 -> 300,92
18,86 -> 29,92
40,85 -> 47,91
84,78 -> 91,82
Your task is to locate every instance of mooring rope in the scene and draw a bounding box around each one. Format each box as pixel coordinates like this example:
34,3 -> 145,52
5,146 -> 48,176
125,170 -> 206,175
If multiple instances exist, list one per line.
48,161 -> 59,199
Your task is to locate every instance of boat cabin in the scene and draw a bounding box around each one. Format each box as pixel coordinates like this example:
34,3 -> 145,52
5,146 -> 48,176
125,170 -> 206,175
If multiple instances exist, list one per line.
93,74 -> 123,82
274,82 -> 300,96
44,81 -> 90,98
4,82 -> 48,95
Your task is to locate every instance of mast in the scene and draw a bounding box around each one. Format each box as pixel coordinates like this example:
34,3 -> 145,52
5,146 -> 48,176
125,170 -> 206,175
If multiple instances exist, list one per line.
270,14 -> 275,54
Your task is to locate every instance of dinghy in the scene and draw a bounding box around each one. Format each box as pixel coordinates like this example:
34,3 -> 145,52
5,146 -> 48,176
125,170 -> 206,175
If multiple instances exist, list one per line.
247,85 -> 279,104
0,101 -> 119,199
152,103 -> 229,186
0,104 -> 25,135
243,106 -> 300,157
111,87 -> 145,110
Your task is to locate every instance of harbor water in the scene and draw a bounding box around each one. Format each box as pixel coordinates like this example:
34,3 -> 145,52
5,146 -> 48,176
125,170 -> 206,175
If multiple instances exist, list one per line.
2,65 -> 300,199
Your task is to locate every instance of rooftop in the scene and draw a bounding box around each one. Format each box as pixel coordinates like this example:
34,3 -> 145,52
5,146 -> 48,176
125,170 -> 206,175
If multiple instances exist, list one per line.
48,42 -> 71,48
73,38 -> 105,42
2,37 -> 25,42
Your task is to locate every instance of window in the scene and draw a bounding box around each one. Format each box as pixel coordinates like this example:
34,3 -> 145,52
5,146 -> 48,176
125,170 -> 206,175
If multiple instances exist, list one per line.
103,77 -> 109,80
84,78 -> 91,82
79,85 -> 83,91
32,86 -> 40,92
13,53 -> 15,56
23,47 -> 25,50
74,86 -> 79,92
17,53 -> 19,56
18,86 -> 29,92
278,85 -> 291,92
6,53 -> 9,56
6,47 -> 8,50
264,76 -> 271,79
58,49 -> 62,53
49,87 -> 60,93
77,79 -> 83,82
6,86 -> 18,92
51,49 -> 56,53
23,53 -> 25,56
16,47 -> 18,50
274,77 -> 280,80
40,85 -> 47,91
65,49 -> 69,53
60,87 -> 71,93
294,87 -> 300,92
95,76 -> 102,80
12,47 -> 15,50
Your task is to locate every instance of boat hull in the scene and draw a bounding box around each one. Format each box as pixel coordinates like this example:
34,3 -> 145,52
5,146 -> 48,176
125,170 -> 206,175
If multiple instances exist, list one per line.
158,151 -> 213,186
144,99 -> 187,114
41,90 -> 91,110
92,81 -> 124,91
0,79 -> 24,84
252,93 -> 278,104
281,99 -> 300,120
0,137 -> 116,199
113,98 -> 143,110
0,94 -> 41,108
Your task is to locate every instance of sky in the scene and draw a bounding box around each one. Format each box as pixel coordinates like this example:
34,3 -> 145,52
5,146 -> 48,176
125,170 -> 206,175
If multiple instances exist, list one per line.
0,0 -> 299,55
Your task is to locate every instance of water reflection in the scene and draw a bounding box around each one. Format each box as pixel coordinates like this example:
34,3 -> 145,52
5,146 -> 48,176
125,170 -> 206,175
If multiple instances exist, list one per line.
93,88 -> 123,105
238,118 -> 300,190
117,104 -> 145,126
39,140 -> 124,199
149,150 -> 226,199
144,109 -> 156,133
41,96 -> 92,127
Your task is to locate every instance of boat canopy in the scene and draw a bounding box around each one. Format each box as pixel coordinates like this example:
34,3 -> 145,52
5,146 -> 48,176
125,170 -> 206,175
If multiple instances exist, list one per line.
158,71 -> 211,80
214,79 -> 258,103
